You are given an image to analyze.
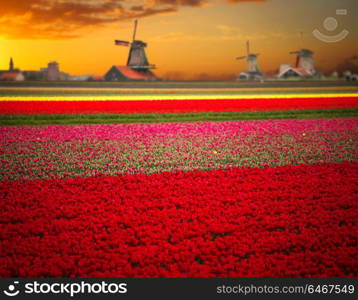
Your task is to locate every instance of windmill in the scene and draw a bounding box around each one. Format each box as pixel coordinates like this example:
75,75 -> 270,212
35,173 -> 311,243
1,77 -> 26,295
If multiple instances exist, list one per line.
114,20 -> 155,70
106,19 -> 158,81
236,40 -> 263,80
289,49 -> 315,75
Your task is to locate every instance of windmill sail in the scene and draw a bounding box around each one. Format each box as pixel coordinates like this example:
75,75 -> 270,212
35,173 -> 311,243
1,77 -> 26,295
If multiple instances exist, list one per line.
115,40 -> 130,46
132,20 -> 138,42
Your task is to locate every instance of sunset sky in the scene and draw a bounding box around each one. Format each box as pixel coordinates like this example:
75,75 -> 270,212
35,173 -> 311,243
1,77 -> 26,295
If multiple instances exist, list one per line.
0,0 -> 357,79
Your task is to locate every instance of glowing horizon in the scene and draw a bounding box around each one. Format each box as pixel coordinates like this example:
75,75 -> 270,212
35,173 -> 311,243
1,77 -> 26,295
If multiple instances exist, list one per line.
0,0 -> 357,79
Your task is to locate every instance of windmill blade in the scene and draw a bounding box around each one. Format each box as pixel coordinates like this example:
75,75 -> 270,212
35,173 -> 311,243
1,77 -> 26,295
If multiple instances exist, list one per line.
253,53 -> 260,57
115,40 -> 130,46
289,51 -> 299,54
246,40 -> 250,55
236,56 -> 247,60
132,19 -> 138,42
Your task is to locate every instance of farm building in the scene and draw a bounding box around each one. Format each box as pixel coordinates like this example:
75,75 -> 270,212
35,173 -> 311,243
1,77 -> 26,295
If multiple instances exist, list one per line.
0,57 -> 24,81
278,49 -> 316,79
0,71 -> 25,81
105,66 -> 157,81
278,64 -> 313,79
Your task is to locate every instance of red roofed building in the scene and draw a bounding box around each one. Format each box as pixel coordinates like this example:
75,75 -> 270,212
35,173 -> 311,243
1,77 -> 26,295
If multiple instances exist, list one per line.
104,66 -> 158,81
90,75 -> 104,81
277,64 -> 314,79
277,49 -> 316,79
0,71 -> 25,81
0,57 -> 24,81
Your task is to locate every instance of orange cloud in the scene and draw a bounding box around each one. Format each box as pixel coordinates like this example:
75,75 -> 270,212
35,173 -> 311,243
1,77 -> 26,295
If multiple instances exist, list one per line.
0,0 -> 269,39
0,0 -> 178,39
153,0 -> 207,6
227,0 -> 267,3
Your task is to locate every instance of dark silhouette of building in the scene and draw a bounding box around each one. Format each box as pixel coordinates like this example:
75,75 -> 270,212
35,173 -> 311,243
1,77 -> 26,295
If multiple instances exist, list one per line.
105,20 -> 159,81
9,57 -> 14,71
0,57 -> 24,81
46,62 -> 60,81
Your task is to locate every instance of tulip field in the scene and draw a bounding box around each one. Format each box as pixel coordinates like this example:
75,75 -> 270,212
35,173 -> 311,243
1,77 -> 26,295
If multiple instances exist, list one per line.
0,85 -> 357,278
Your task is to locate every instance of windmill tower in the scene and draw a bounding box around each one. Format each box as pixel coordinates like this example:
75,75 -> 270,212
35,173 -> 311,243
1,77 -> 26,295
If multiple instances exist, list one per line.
114,20 -> 155,71
236,41 -> 263,80
289,49 -> 315,75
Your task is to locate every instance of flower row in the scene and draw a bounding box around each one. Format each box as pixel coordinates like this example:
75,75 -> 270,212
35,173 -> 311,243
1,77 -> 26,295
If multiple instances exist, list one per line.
0,163 -> 357,278
0,97 -> 357,114
1,119 -> 357,180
